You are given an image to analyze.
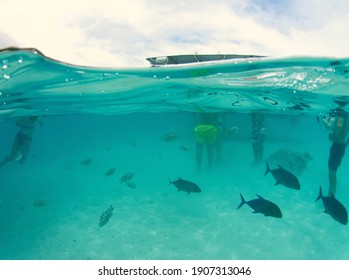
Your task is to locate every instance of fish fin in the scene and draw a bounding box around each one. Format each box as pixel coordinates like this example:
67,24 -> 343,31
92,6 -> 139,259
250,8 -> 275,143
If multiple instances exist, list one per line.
168,178 -> 172,185
256,194 -> 264,200
237,193 -> 246,209
277,164 -> 284,169
264,162 -> 270,176
315,185 -> 323,202
187,192 -> 190,195
274,182 -> 280,186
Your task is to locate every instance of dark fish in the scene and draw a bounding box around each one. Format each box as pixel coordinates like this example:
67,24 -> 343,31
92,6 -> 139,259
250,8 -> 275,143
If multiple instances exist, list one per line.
104,167 -> 116,176
169,177 -> 201,194
161,132 -> 177,142
264,162 -> 300,190
105,145 -> 112,152
99,205 -> 114,227
127,140 -> 138,147
315,186 -> 348,225
237,193 -> 282,218
81,158 -> 93,166
119,171 -> 134,183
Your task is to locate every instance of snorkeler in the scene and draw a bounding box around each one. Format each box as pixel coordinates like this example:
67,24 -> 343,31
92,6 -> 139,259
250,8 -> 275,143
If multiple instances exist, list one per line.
251,112 -> 267,166
322,109 -> 349,196
0,116 -> 42,168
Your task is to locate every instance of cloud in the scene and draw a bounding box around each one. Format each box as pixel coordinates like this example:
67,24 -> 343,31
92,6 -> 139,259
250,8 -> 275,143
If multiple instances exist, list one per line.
0,32 -> 17,48
1,0 -> 349,67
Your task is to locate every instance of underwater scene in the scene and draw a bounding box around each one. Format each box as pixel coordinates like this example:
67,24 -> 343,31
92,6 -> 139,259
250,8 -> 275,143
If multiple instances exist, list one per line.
1,48 -> 349,260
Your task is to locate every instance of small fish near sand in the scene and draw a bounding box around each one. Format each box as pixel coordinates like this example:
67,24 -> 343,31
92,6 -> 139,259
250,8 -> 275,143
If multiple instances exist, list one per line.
125,181 -> 137,189
160,132 -> 177,142
104,167 -> 116,177
105,145 -> 112,152
33,199 -> 48,208
223,126 -> 239,139
169,177 -> 201,194
264,162 -> 300,190
315,186 -> 348,225
179,144 -> 191,151
81,158 -> 93,166
99,205 -> 114,227
237,194 -> 282,218
119,171 -> 134,183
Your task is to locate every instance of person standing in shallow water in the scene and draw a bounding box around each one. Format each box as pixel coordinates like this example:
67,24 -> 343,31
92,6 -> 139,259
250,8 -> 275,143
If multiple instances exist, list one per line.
194,113 -> 220,172
322,110 -> 349,196
194,112 -> 239,172
251,112 -> 267,166
0,115 -> 42,168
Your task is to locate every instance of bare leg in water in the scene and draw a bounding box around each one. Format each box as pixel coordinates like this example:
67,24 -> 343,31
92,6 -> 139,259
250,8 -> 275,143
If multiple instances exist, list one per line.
0,134 -> 21,168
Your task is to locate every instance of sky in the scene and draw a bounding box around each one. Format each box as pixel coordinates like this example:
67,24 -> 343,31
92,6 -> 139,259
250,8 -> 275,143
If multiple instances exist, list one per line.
1,0 -> 349,67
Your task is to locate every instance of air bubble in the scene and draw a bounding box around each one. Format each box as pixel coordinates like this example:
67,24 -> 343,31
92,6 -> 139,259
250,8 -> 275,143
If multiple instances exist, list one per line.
2,65 -> 8,70
18,58 -> 23,64
3,74 -> 10,79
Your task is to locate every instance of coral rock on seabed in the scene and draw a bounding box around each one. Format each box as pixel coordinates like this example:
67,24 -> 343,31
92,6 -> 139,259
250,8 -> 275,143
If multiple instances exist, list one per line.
267,148 -> 313,176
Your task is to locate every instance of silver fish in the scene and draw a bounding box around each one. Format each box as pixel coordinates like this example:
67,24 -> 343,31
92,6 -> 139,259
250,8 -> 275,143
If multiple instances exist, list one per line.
33,199 -> 48,208
179,144 -> 190,151
125,181 -> 137,189
223,126 -> 239,139
99,205 -> 114,227
161,132 -> 177,142
119,171 -> 134,183
104,167 -> 116,176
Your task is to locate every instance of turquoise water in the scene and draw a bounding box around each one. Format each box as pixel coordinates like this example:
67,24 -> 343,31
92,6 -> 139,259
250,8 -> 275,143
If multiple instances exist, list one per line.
1,48 -> 349,260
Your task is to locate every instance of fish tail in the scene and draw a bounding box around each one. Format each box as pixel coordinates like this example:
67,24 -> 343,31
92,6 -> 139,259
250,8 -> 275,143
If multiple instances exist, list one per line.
264,162 -> 270,176
315,185 -> 323,202
237,193 -> 246,209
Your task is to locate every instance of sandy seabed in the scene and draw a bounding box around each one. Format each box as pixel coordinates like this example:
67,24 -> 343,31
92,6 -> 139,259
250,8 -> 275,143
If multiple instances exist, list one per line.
1,131 -> 349,260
